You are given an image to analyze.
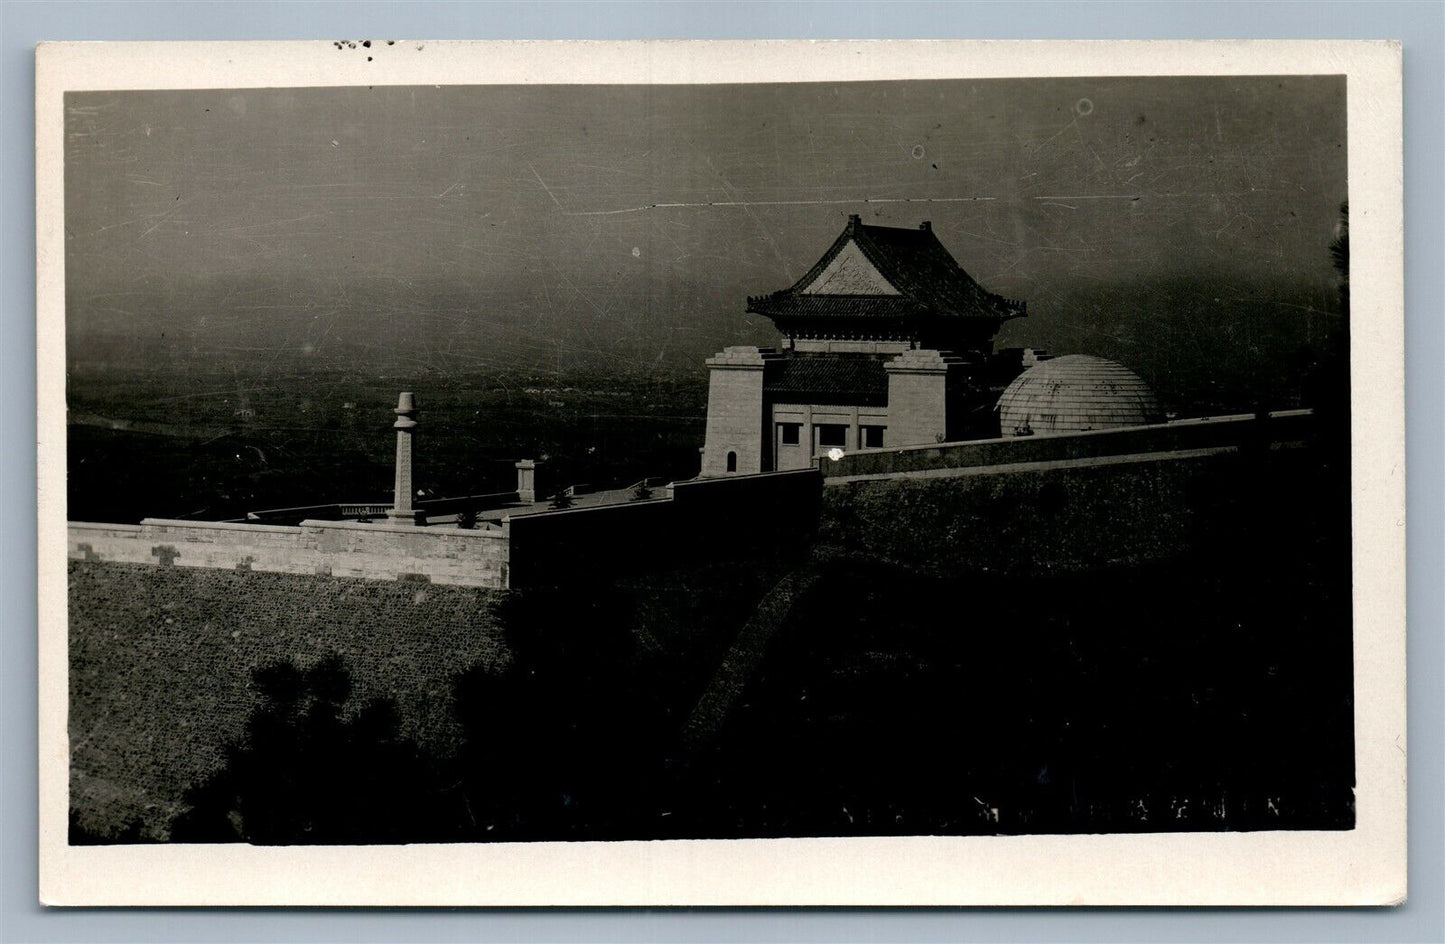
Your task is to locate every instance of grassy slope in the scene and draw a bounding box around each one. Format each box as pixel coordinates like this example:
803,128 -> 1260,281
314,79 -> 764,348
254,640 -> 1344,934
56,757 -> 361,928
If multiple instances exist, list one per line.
68,564 -> 508,839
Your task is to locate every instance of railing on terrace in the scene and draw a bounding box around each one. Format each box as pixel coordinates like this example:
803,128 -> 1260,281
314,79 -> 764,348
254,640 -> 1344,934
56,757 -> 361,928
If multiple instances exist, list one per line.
818,409 -> 1315,480
245,490 -> 520,525
415,491 -> 519,516
337,504 -> 389,519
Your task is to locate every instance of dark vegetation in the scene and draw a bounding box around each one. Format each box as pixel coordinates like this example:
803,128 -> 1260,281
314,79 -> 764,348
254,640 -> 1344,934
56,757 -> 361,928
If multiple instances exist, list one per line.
675,503 -> 1354,836
446,588 -> 679,840
137,556 -> 792,844
68,810 -> 146,845
169,656 -> 457,844
66,564 -> 510,842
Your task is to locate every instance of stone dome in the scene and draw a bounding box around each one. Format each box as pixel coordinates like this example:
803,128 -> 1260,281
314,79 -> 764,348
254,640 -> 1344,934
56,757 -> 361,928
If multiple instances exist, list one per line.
996,354 -> 1162,437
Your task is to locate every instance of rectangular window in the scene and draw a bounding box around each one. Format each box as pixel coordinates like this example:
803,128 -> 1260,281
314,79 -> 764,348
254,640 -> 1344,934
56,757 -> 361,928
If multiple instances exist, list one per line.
817,424 -> 847,448
779,423 -> 801,445
861,425 -> 885,448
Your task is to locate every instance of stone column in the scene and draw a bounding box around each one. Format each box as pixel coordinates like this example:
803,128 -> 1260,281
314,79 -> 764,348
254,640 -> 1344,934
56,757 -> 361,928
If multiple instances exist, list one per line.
515,459 -> 538,503
700,346 -> 782,476
884,348 -> 964,447
387,392 -> 423,525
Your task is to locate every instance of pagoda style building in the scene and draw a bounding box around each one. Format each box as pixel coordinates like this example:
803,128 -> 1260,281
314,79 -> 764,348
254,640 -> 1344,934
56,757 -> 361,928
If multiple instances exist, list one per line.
701,215 -> 1028,475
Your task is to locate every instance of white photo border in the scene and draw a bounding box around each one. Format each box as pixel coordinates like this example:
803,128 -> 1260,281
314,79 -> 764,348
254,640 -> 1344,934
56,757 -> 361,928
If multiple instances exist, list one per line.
36,39 -> 1406,907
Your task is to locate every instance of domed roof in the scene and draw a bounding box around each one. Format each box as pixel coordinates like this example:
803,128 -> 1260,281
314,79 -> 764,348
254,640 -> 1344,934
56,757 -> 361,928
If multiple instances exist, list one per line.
997,354 -> 1162,437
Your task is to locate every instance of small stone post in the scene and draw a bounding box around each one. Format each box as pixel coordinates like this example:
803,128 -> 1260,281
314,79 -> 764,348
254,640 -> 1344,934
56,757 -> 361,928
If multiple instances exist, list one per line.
387,392 -> 422,525
515,459 -> 538,503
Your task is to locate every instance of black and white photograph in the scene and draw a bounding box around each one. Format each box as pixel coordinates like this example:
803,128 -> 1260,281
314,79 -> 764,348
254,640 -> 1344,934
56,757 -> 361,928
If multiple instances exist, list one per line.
36,40 -> 1406,906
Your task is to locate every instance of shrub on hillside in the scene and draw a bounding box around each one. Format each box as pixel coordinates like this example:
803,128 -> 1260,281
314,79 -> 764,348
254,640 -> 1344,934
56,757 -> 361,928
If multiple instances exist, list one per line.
169,655 -> 461,844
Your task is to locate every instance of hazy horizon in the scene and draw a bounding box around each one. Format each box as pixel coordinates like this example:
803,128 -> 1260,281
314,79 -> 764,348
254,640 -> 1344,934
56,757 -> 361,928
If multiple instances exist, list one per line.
65,76 -> 1347,402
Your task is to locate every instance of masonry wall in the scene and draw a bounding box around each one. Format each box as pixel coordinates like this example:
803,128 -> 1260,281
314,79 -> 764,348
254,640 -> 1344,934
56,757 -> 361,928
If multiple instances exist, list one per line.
771,401 -> 890,469
67,464 -> 833,592
68,517 -> 509,588
818,444 -> 1324,577
701,348 -> 775,476
506,469 -> 822,588
66,470 -> 823,841
67,469 -> 825,839
822,410 -> 1315,480
66,442 -> 1338,843
68,563 -> 508,841
883,349 -> 959,447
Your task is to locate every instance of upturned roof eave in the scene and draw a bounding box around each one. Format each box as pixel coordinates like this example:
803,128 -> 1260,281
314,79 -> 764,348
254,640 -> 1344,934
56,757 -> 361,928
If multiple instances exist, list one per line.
746,293 -> 1021,321
750,215 -> 1027,322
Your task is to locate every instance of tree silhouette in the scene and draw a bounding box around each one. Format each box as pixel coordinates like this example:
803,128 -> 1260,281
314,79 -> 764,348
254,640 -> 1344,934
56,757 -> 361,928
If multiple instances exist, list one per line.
1330,201 -> 1349,315
170,655 -> 460,843
1301,201 -> 1352,428
69,809 -> 146,845
449,586 -> 673,840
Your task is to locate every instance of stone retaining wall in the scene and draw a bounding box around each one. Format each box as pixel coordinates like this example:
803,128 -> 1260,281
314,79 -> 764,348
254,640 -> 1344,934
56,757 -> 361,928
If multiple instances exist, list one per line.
68,562 -> 508,840
68,517 -> 509,588
820,409 -> 1314,479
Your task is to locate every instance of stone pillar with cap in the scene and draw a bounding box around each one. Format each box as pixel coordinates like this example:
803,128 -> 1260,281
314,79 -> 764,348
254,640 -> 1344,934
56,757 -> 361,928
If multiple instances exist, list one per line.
700,346 -> 784,476
387,391 -> 423,525
515,459 -> 538,503
884,348 -> 965,447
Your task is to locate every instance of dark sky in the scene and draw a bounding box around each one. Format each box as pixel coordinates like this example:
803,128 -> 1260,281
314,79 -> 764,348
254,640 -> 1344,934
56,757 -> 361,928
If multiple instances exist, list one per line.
65,76 -> 1346,397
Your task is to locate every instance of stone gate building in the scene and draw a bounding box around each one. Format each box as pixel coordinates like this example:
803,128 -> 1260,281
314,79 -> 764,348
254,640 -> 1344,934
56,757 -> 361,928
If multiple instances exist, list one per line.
700,215 -> 1030,475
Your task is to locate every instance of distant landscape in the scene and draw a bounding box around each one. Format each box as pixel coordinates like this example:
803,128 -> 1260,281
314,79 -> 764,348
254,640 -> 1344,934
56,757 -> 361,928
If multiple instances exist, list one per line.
67,321 -> 1339,526
67,364 -> 708,524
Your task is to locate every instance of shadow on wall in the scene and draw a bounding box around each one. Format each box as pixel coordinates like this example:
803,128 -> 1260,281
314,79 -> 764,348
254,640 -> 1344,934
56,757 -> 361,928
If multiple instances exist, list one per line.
127,501 -> 1352,844
818,438 -> 1336,577
668,544 -> 1354,838
506,469 -> 823,589
136,561 -> 784,844
66,564 -> 510,841
167,656 -> 460,844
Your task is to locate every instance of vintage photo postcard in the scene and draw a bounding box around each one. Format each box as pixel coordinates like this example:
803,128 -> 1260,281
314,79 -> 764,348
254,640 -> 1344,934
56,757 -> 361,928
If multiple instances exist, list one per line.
37,40 -> 1405,906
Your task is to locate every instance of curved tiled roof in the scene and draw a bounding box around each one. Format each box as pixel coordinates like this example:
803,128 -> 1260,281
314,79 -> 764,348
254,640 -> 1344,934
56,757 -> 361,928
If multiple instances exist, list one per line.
997,355 -> 1162,436
748,295 -> 928,319
747,216 -> 1025,323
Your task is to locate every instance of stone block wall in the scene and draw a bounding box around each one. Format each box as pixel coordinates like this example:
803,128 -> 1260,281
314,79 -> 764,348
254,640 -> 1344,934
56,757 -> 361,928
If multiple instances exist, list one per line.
68,467 -> 830,593
506,469 -> 823,588
818,444 -> 1327,577
701,347 -> 781,476
821,454 -> 1207,575
298,519 -> 507,586
770,401 -> 891,469
68,562 -> 508,840
505,499 -> 681,589
68,518 -> 509,588
822,410 -> 1315,480
883,348 -> 964,448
